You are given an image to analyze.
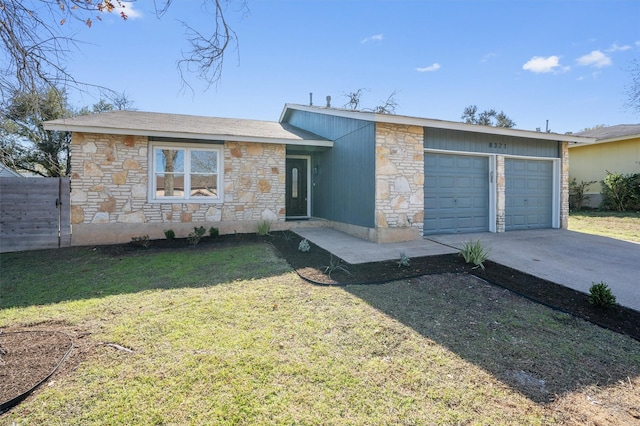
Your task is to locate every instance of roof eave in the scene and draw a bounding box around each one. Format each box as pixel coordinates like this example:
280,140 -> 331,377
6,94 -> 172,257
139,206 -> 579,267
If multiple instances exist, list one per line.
569,133 -> 640,147
281,104 -> 597,144
42,122 -> 333,147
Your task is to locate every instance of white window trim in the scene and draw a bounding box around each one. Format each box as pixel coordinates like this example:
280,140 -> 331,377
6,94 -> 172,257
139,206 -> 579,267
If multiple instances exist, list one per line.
148,142 -> 224,203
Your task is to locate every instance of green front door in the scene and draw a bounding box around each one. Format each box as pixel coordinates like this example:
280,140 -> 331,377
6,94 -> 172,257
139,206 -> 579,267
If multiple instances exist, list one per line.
286,158 -> 308,217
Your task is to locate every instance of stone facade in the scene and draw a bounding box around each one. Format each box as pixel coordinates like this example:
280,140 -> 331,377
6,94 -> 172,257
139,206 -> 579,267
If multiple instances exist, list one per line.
375,123 -> 424,242
69,133 -> 285,244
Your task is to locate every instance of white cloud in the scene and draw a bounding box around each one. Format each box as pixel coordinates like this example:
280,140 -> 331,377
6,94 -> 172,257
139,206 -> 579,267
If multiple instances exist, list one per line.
577,50 -> 612,68
481,53 -> 497,63
522,56 -> 567,73
416,63 -> 441,72
607,43 -> 632,52
116,2 -> 142,19
361,34 -> 384,44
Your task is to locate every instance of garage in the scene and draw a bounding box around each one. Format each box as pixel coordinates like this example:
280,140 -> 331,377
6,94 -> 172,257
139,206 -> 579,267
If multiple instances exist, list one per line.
505,158 -> 554,230
424,153 -> 489,235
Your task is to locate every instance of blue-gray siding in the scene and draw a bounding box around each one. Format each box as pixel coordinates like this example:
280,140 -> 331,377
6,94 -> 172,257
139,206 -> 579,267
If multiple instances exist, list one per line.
284,110 -> 376,228
425,128 -> 559,158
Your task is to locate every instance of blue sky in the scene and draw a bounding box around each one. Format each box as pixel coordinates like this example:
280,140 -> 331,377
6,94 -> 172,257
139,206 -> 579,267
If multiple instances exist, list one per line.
65,0 -> 640,134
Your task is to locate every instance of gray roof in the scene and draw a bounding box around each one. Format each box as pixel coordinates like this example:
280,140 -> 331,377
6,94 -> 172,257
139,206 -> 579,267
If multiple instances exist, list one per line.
574,124 -> 640,141
0,164 -> 22,177
44,110 -> 331,147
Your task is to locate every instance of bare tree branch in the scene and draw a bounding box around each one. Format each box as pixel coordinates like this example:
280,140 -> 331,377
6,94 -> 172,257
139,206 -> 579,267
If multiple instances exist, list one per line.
177,0 -> 244,92
1,0 -> 243,105
624,57 -> 640,115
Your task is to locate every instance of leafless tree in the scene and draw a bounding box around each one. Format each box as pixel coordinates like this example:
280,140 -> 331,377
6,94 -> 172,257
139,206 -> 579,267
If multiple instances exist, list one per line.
370,90 -> 399,114
343,89 -> 399,114
343,89 -> 367,110
1,1 -> 245,105
624,58 -> 640,115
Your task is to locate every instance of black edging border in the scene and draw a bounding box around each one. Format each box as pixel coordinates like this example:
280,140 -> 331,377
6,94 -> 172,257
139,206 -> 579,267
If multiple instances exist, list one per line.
0,331 -> 74,415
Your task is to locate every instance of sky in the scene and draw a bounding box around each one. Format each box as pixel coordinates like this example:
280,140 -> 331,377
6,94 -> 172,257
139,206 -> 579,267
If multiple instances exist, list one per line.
61,0 -> 640,134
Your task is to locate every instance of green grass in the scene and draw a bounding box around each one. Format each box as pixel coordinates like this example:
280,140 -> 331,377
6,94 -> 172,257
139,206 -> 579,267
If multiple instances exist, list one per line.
2,244 -> 639,424
569,210 -> 640,243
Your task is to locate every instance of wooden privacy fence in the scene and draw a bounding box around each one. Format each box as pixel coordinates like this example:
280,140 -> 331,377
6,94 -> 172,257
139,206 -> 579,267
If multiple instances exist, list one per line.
0,177 -> 71,253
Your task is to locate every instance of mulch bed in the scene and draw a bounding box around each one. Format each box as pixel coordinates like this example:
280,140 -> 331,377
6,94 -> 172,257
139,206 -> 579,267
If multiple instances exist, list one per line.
2,230 -> 639,413
0,330 -> 73,413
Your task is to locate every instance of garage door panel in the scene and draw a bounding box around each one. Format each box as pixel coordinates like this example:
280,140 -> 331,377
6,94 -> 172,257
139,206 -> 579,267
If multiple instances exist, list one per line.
439,176 -> 456,188
505,159 -> 553,231
424,153 -> 489,235
457,176 -> 472,187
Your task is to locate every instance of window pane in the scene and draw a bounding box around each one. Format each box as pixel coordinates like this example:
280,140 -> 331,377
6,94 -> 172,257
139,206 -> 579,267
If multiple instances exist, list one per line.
156,174 -> 185,197
155,149 -> 185,197
292,167 -> 298,198
191,150 -> 217,174
190,174 -> 218,197
156,149 -> 184,173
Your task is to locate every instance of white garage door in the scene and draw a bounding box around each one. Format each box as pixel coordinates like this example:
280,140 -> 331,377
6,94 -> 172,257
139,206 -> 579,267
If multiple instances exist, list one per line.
505,158 -> 553,230
424,153 -> 490,235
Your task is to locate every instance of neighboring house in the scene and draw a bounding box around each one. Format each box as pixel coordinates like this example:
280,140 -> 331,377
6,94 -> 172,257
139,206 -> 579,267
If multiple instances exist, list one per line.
0,163 -> 23,177
44,105 -> 594,246
570,124 -> 640,208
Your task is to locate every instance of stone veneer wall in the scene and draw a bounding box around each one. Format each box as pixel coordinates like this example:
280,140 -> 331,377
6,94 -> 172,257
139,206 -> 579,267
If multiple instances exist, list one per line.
374,123 -> 424,242
69,133 -> 285,245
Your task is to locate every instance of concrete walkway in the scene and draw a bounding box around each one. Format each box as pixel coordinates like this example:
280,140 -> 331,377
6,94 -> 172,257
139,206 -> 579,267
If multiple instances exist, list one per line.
294,227 -> 640,312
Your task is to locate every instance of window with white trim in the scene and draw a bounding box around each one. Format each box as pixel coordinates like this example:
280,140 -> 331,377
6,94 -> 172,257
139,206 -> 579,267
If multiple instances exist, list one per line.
150,143 -> 222,202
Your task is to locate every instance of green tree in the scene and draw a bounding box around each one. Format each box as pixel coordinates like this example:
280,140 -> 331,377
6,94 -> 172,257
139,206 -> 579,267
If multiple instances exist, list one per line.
1,87 -> 72,176
0,87 -> 133,176
461,105 -> 516,128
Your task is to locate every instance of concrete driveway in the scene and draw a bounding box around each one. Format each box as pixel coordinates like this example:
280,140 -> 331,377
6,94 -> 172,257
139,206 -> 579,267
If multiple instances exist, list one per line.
428,230 -> 640,312
295,228 -> 640,312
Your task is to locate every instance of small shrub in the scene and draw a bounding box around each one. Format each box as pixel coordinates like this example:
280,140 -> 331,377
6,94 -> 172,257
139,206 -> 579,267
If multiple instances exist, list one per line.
163,229 -> 175,240
459,240 -> 490,270
131,235 -> 151,248
187,226 -> 206,246
209,227 -> 219,238
256,220 -> 271,236
600,172 -> 640,211
323,255 -> 351,278
298,239 -> 311,252
397,252 -> 410,268
281,231 -> 295,242
569,178 -> 597,210
589,282 -> 617,309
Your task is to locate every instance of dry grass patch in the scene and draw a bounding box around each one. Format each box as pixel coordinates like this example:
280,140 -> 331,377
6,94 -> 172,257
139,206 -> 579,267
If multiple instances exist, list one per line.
569,210 -> 640,242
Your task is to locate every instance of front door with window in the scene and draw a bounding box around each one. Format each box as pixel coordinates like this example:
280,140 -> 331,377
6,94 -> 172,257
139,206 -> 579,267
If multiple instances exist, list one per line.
286,158 -> 308,217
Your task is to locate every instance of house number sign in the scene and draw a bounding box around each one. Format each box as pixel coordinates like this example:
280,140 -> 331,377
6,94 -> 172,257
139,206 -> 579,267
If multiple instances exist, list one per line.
488,142 -> 507,149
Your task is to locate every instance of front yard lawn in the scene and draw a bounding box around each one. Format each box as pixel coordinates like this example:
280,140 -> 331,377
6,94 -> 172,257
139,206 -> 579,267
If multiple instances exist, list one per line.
569,210 -> 640,243
1,242 -> 639,424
